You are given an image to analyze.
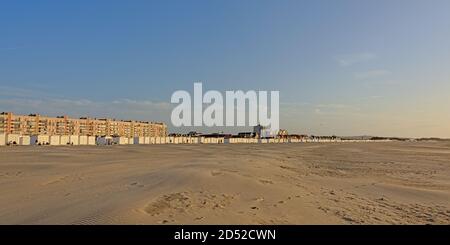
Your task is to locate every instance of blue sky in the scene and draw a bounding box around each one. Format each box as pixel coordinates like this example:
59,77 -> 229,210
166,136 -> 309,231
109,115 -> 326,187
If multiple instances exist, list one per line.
1,0 -> 450,137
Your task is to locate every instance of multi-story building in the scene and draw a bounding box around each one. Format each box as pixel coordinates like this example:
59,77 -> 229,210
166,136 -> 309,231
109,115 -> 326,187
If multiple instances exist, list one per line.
0,112 -> 167,137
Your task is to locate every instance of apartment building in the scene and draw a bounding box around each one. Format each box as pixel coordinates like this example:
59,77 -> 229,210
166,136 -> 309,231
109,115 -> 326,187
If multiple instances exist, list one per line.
0,112 -> 167,137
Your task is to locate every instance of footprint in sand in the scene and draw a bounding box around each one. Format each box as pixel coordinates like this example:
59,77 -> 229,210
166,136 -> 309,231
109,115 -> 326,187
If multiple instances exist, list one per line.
259,179 -> 274,185
210,170 -> 223,176
253,197 -> 265,202
158,219 -> 176,224
144,191 -> 236,217
42,175 -> 70,185
129,182 -> 145,188
144,192 -> 190,216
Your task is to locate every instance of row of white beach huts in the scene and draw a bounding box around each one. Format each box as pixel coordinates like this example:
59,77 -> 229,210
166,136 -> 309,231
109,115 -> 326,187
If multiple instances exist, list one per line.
0,133 -> 364,146
0,134 -> 97,146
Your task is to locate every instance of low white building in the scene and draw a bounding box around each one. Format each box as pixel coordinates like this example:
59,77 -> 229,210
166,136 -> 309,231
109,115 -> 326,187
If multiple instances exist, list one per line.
154,137 -> 159,144
6,134 -> 20,145
183,137 -> 190,144
31,135 -> 50,145
174,137 -> 181,144
133,137 -> 146,145
69,135 -> 79,145
160,137 -> 167,144
96,136 -> 113,145
226,138 -> 239,144
149,137 -> 156,144
49,135 -> 61,145
60,135 -> 70,145
19,136 -> 31,145
238,138 -> 248,143
79,135 -> 88,145
259,139 -> 268,144
0,134 -> 5,146
113,136 -> 129,145
87,136 -> 96,145
168,137 -> 175,144
198,137 -> 205,144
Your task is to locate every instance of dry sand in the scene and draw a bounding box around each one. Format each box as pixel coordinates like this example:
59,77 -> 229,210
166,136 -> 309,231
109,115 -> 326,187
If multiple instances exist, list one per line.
0,142 -> 450,224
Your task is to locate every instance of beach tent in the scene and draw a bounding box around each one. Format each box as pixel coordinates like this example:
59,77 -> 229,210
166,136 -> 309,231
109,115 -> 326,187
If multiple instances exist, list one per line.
49,135 -> 61,145
87,136 -> 96,145
113,137 -> 129,145
0,134 -> 5,146
69,135 -> 79,145
60,135 -> 70,145
19,136 -> 31,145
134,137 -> 146,144
79,136 -> 88,145
31,135 -> 50,145
6,134 -> 20,145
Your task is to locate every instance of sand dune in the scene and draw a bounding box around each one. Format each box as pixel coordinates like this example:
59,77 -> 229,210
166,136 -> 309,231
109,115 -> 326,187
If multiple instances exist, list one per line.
0,142 -> 449,224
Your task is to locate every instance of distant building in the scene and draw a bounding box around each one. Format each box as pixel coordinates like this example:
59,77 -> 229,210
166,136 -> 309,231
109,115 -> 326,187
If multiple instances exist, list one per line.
187,131 -> 201,137
169,133 -> 183,137
0,112 -> 167,137
277,129 -> 289,138
237,132 -> 255,138
201,133 -> 232,138
253,124 -> 273,138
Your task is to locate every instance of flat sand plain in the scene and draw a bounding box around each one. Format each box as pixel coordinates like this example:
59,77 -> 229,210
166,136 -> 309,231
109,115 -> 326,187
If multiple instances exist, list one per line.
1,142 -> 449,224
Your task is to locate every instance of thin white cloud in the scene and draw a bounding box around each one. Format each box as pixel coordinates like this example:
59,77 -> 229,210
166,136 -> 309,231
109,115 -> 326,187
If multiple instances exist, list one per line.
354,69 -> 391,80
316,104 -> 349,109
368,95 -> 383,99
280,102 -> 362,118
313,103 -> 361,115
335,52 -> 377,67
0,85 -> 53,98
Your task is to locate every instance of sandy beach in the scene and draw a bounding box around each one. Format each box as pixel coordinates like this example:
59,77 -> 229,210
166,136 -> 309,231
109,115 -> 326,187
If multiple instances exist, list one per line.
0,142 -> 449,224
